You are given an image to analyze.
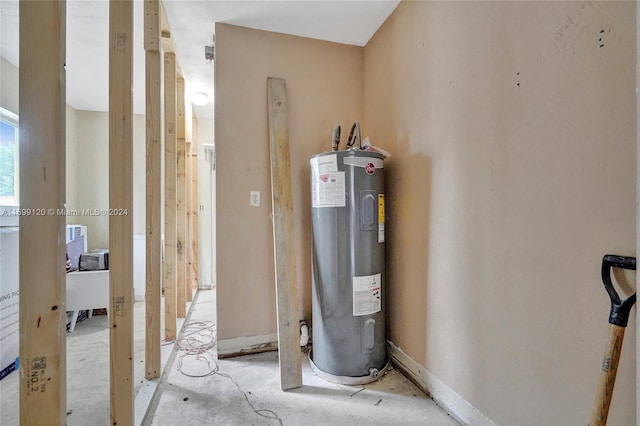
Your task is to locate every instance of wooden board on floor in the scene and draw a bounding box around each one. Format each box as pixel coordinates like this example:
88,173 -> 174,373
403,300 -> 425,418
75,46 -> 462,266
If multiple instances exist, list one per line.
164,52 -> 178,341
266,77 -> 302,390
18,2 -> 67,423
144,0 -> 162,380
109,1 -> 134,423
176,77 -> 187,318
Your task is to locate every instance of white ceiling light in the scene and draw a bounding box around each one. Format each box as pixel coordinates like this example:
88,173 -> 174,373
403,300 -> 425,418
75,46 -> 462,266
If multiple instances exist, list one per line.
191,91 -> 209,106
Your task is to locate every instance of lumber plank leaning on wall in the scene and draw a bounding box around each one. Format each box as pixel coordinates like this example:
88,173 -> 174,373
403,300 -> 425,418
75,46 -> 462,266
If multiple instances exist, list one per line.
267,77 -> 302,390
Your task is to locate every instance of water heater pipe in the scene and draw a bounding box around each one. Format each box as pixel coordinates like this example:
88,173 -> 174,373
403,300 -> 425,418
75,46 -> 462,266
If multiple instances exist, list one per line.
300,321 -> 309,346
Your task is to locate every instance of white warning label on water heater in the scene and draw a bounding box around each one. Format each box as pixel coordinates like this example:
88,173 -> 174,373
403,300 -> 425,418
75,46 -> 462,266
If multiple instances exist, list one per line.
312,154 -> 338,174
311,156 -> 346,208
353,273 -> 382,316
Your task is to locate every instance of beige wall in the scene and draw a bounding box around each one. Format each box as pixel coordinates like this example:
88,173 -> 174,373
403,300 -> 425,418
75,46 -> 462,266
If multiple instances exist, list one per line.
215,23 -> 363,339
363,1 -> 636,424
74,111 -> 146,249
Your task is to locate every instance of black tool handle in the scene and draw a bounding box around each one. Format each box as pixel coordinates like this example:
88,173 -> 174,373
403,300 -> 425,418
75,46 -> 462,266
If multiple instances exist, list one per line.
603,254 -> 636,271
601,254 -> 636,327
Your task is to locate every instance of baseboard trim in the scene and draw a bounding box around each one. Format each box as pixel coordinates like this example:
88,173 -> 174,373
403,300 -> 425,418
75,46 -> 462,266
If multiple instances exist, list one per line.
198,283 -> 214,291
387,340 -> 496,426
134,378 -> 159,426
218,333 -> 278,358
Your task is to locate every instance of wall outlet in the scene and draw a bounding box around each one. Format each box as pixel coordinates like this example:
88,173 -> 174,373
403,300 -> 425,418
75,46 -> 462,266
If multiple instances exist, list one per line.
250,191 -> 261,207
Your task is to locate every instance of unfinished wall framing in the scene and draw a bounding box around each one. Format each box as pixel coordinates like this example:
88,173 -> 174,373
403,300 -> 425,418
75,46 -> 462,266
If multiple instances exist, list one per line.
15,0 -> 202,422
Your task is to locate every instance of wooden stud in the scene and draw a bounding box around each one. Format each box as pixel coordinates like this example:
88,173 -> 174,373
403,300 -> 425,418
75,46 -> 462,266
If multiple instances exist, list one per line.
177,78 -> 186,140
185,98 -> 193,144
176,78 -> 187,318
186,141 -> 193,302
190,116 -> 199,291
266,77 -> 302,390
19,2 -> 67,423
164,52 -> 178,341
143,0 -> 160,51
144,0 -> 162,379
159,4 -> 176,54
185,101 -> 194,300
109,1 -> 134,423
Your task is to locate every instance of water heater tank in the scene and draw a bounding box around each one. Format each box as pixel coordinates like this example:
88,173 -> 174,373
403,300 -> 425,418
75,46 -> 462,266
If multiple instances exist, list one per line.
309,150 -> 387,384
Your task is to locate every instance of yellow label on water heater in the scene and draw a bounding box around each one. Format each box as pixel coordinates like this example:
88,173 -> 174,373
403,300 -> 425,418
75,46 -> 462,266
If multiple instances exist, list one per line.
378,194 -> 385,243
378,194 -> 385,223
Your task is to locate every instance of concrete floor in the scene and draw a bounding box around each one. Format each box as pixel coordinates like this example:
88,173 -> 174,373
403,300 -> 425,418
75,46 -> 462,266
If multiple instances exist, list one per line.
145,351 -> 459,426
1,290 -> 457,425
144,290 -> 458,426
0,301 -> 148,425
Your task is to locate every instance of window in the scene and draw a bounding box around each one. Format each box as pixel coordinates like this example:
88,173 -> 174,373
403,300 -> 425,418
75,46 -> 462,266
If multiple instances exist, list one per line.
0,108 -> 19,206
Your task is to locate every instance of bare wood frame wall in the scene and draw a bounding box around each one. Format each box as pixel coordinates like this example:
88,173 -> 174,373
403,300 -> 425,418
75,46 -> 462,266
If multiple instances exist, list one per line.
17,1 -> 202,421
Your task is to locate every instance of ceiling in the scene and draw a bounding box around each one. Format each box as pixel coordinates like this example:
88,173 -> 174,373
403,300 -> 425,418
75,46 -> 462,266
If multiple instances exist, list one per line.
0,0 -> 399,119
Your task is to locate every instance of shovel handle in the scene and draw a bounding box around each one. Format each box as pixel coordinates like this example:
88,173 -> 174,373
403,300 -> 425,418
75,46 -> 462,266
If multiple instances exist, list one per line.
602,254 -> 636,271
601,255 -> 636,327
590,324 -> 626,426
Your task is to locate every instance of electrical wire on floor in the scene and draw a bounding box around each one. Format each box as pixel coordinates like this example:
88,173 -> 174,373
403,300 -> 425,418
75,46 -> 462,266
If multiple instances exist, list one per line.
175,321 -> 283,426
